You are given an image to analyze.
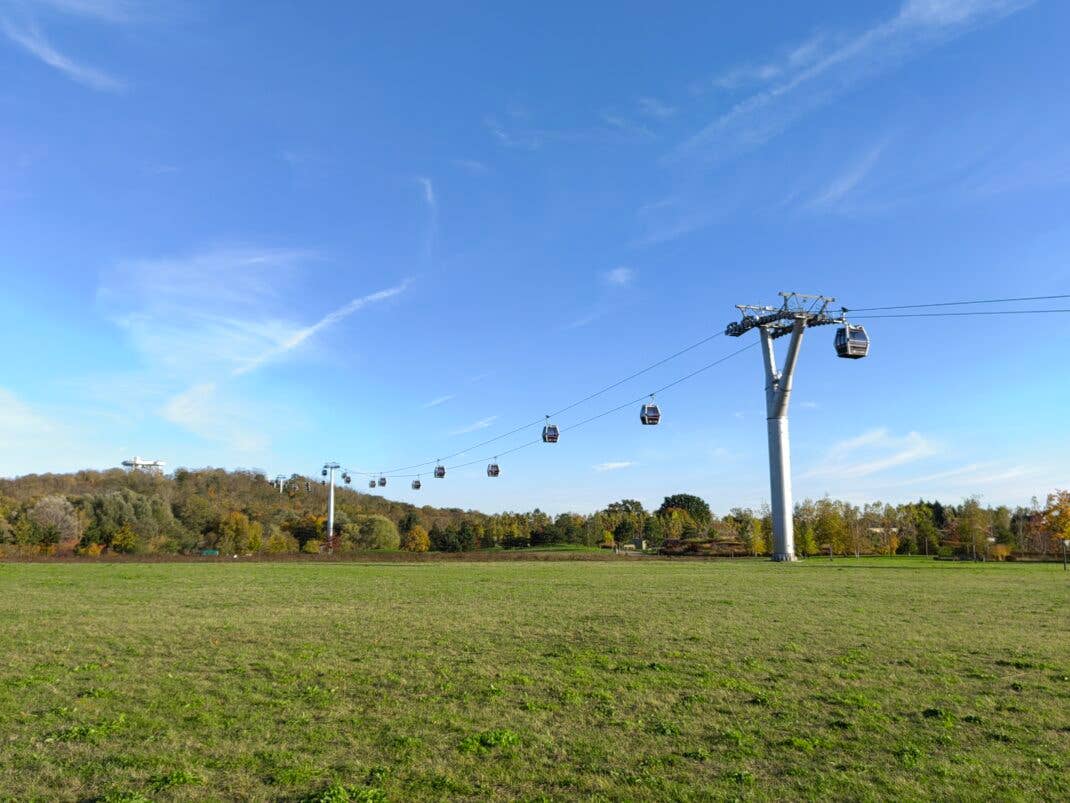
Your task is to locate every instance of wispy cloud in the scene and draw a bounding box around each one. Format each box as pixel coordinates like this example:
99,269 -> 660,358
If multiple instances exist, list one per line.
449,415 -> 498,436
25,0 -> 140,24
603,266 -> 637,287
100,247 -> 315,377
673,0 -> 1034,163
891,461 -> 1029,488
234,280 -> 410,375
453,158 -> 489,174
594,461 -> 636,472
637,96 -> 676,118
100,247 -> 409,379
160,382 -> 270,453
804,428 -> 937,479
599,111 -> 655,141
416,176 -> 436,210
484,114 -> 543,150
485,107 -> 657,150
560,309 -> 604,331
806,141 -> 887,210
416,176 -> 437,263
706,34 -> 829,92
0,387 -> 108,475
0,17 -> 124,91
632,195 -> 736,247
0,387 -> 54,446
423,394 -> 455,408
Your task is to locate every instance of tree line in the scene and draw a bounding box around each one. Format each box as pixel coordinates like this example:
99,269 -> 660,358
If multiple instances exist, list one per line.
1,469 -> 1067,559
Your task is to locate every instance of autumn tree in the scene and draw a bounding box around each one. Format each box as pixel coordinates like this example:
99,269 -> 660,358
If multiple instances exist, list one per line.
29,495 -> 81,551
1041,490 -> 1070,554
400,524 -> 430,552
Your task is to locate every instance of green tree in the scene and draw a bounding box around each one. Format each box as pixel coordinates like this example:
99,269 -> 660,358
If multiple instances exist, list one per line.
796,522 -> 818,557
746,518 -> 767,556
264,525 -> 298,554
356,515 -> 400,550
957,497 -> 990,559
657,494 -> 711,525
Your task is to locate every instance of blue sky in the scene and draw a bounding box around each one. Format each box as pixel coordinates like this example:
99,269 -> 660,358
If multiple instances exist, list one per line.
2,0 -> 1068,513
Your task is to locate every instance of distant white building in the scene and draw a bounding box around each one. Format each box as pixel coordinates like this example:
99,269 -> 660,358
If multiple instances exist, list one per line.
121,456 -> 166,475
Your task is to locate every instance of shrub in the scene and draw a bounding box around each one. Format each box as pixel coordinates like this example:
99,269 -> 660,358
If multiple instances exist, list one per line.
264,527 -> 298,554
355,516 -> 400,550
110,524 -> 139,554
990,544 -> 1012,561
302,539 -> 322,554
400,524 -> 430,552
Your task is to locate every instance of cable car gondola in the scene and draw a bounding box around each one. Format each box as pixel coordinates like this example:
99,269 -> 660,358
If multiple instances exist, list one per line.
834,323 -> 870,359
434,464 -> 446,479
411,478 -> 422,490
343,473 -> 351,484
640,396 -> 661,425
542,416 -> 559,444
378,476 -> 387,487
321,468 -> 327,477
487,461 -> 500,477
368,480 -> 376,489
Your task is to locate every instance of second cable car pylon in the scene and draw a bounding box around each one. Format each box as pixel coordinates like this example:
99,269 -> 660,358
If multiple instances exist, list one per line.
725,292 -> 865,562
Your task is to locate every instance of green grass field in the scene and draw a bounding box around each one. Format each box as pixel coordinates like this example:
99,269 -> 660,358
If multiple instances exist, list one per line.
1,558 -> 1067,801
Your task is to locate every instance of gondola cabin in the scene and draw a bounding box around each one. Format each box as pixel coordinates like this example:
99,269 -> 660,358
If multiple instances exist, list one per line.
411,479 -> 421,490
640,402 -> 661,425
368,480 -> 376,489
542,423 -> 560,443
434,465 -> 446,479
487,463 -> 500,477
834,324 -> 870,359
378,476 -> 387,487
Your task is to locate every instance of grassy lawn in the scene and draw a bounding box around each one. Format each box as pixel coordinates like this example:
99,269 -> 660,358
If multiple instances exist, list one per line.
0,559 -> 1067,801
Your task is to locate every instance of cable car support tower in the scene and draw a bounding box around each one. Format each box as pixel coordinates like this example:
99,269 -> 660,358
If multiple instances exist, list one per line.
725,292 -> 864,562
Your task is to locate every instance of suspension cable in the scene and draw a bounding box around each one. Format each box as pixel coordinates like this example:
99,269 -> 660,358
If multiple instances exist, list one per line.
846,293 -> 1070,312
353,329 -> 726,475
346,292 -> 1069,480
365,341 -> 758,478
853,308 -> 1070,319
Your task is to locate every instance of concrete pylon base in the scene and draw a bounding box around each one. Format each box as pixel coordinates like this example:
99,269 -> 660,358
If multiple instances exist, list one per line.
771,552 -> 798,562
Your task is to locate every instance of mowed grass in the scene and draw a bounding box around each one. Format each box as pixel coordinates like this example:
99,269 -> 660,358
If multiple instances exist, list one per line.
0,559 -> 1067,801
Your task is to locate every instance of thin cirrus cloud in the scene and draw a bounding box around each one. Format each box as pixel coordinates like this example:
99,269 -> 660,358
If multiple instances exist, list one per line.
99,245 -> 411,451
805,141 -> 888,211
0,17 -> 125,91
449,416 -> 498,436
803,428 -> 937,480
423,394 -> 455,408
100,246 -> 410,379
594,461 -> 636,472
160,382 -> 270,454
25,0 -> 140,23
671,0 -> 1034,164
234,281 -> 410,376
637,96 -> 677,118
603,267 -> 637,287
453,159 -> 489,174
0,386 -> 108,474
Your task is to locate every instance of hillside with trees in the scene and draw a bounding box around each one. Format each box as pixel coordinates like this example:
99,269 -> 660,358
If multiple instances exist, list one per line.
0,468 -> 1067,560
